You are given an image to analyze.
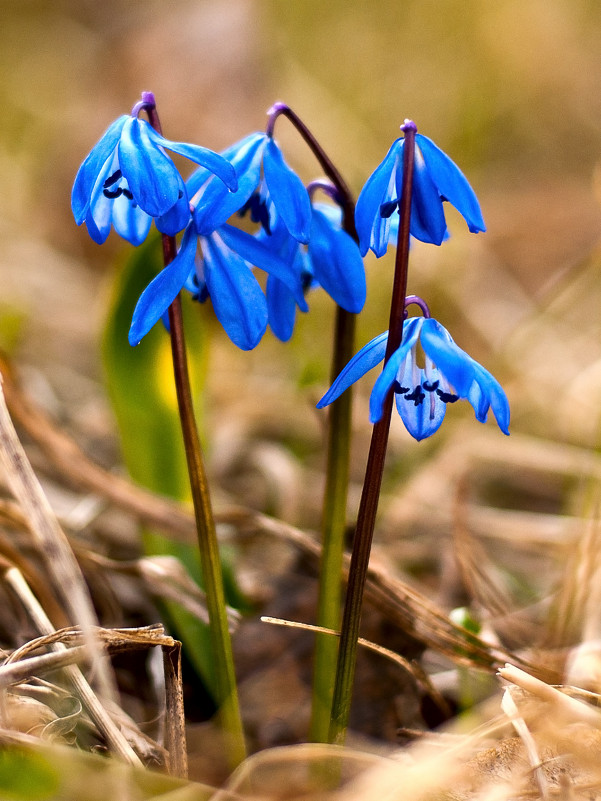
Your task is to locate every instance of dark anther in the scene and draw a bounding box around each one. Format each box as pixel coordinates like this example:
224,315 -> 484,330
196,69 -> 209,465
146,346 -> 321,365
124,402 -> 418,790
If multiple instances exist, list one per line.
436,389 -> 459,404
380,200 -> 398,219
392,381 -> 410,394
405,386 -> 425,406
103,170 -> 122,189
103,187 -> 123,199
122,188 -> 134,200
301,269 -> 314,291
238,193 -> 271,235
422,380 -> 439,392
257,204 -> 271,235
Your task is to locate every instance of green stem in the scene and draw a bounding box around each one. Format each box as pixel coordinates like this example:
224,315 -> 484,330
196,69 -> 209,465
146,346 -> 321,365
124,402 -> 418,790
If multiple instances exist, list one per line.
328,121 -> 416,744
265,104 -> 362,743
142,95 -> 246,766
166,292 -> 246,767
266,103 -> 360,742
310,304 -> 355,742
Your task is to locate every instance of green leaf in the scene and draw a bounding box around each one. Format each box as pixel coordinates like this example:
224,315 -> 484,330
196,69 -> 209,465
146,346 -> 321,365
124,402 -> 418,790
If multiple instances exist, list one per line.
101,235 -> 219,691
0,749 -> 60,800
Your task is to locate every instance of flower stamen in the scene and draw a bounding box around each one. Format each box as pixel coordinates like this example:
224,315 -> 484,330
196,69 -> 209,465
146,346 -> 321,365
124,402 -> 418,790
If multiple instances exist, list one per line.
436,388 -> 459,403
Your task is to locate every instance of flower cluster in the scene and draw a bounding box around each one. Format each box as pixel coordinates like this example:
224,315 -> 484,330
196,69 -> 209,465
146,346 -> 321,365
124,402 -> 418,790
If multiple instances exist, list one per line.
318,120 -> 509,439
73,103 -> 366,351
73,100 -> 509,439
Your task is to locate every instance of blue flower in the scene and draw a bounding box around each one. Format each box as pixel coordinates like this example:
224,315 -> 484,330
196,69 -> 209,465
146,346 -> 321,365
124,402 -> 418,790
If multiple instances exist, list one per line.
128,219 -> 308,351
187,132 -> 312,244
317,316 -> 509,441
262,201 -> 367,341
72,114 -> 237,246
355,129 -> 486,256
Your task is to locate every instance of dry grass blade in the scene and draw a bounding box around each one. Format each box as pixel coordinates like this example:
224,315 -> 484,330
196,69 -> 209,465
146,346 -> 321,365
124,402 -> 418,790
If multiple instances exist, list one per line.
81,551 -> 240,631
0,618 -> 185,773
261,616 -> 451,717
0,357 -> 194,541
0,375 -> 118,710
2,566 -> 141,765
162,642 -> 188,779
499,663 -> 601,727
225,507 -> 542,677
0,645 -> 89,686
0,362 -> 535,678
501,687 -> 550,800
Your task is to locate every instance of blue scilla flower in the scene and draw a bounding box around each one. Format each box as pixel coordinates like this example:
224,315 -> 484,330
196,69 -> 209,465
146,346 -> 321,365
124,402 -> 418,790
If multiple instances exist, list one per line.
317,316 -> 509,441
261,201 -> 366,341
128,219 -> 308,351
355,123 -> 486,256
72,113 -> 237,246
186,132 -> 312,244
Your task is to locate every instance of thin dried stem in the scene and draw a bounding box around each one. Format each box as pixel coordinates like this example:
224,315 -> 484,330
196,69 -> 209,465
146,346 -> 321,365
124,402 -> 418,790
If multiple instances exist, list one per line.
2,566 -> 141,765
0,376 -> 118,710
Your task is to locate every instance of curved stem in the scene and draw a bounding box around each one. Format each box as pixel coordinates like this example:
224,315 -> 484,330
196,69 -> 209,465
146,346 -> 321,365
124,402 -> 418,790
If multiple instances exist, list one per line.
266,102 -> 356,238
265,102 -> 360,743
328,120 -> 416,745
143,94 -> 246,766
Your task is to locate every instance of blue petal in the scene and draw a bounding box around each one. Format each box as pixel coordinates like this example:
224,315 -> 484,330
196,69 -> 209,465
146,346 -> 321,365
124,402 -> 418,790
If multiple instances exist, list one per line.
312,202 -> 343,227
84,204 -> 111,244
415,134 -> 486,234
128,224 -> 197,345
369,317 -> 423,422
419,318 -> 477,396
118,117 -> 182,217
218,224 -> 308,311
355,139 -> 402,257
187,134 -> 264,196
266,275 -> 298,342
155,171 -> 191,235
143,123 -> 237,192
308,208 -> 366,313
112,193 -> 153,246
263,139 -> 312,244
396,359 -> 446,440
410,148 -> 448,245
468,363 -> 510,434
317,332 -> 389,409
192,133 -> 267,235
85,149 -> 124,243
203,232 -> 267,350
71,115 -> 128,224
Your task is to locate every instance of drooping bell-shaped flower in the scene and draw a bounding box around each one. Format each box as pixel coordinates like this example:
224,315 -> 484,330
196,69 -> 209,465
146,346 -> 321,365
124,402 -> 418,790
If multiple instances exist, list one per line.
128,218 -> 308,352
355,126 -> 486,256
260,201 -> 366,341
128,123 -> 318,351
187,132 -> 312,244
72,110 -> 237,246
317,316 -> 509,441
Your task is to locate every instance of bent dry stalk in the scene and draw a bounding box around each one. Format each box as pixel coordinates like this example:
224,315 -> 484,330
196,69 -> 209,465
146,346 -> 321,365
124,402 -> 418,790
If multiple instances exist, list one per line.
328,120 -> 417,745
265,102 -> 361,743
143,95 -> 246,767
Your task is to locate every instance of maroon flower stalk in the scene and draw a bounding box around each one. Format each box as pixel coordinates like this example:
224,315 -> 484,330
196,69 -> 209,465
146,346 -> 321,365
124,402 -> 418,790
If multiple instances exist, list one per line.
328,120 -> 417,744
138,92 -> 246,767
